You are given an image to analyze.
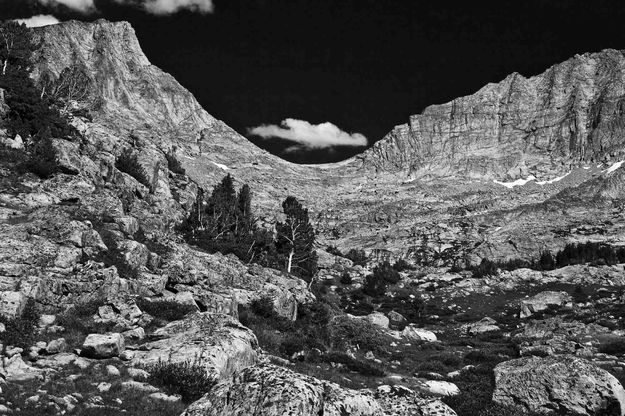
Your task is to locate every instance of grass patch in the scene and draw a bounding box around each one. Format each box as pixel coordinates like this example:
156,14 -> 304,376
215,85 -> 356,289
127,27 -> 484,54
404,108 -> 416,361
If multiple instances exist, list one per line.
136,298 -> 197,323
146,359 -> 217,403
320,352 -> 385,377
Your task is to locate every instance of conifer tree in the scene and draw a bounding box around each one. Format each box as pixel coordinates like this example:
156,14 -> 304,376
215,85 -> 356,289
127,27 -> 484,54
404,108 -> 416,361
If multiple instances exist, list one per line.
0,21 -> 74,142
205,174 -> 237,240
235,184 -> 253,236
275,196 -> 317,278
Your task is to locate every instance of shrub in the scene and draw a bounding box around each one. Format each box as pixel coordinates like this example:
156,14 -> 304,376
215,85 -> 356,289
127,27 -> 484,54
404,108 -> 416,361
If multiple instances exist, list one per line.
136,298 -> 197,322
116,150 -> 153,192
414,360 -> 448,373
345,249 -> 367,266
250,296 -> 276,319
442,366 -> 495,416
22,136 -> 58,178
0,298 -> 39,350
363,261 -> 400,297
165,149 -> 186,175
470,258 -> 499,279
146,359 -> 217,403
298,301 -> 332,326
431,352 -> 463,367
340,271 -> 353,285
363,272 -> 387,297
373,261 -> 401,284
327,315 -> 390,356
393,258 -> 414,272
326,245 -> 343,256
280,335 -> 305,357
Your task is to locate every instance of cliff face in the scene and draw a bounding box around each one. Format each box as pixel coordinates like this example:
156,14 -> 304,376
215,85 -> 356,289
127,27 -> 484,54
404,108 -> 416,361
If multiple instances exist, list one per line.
31,20 -> 215,132
360,49 -> 625,180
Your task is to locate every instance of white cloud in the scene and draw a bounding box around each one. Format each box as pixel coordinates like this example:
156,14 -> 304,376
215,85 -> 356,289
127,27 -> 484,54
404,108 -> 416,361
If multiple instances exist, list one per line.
34,0 -> 213,14
40,0 -> 96,13
14,14 -> 61,27
142,0 -> 214,14
249,118 -> 368,150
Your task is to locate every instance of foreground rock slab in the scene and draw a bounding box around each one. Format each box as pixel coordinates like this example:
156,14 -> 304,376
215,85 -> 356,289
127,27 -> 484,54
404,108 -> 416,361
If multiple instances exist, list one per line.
183,363 -> 456,416
131,312 -> 258,381
493,355 -> 625,415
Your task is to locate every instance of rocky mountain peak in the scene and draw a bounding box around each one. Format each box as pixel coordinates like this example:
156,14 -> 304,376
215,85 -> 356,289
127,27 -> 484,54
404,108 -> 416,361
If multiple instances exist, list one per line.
359,48 -> 625,181
31,19 -> 217,135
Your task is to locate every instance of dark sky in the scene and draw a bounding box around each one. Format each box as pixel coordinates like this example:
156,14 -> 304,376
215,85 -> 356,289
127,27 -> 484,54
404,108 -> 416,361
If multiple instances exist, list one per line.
4,0 -> 625,163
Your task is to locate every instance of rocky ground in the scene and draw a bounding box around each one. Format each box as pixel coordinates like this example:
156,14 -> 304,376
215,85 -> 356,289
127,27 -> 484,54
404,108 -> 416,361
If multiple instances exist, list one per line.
1,18 -> 625,416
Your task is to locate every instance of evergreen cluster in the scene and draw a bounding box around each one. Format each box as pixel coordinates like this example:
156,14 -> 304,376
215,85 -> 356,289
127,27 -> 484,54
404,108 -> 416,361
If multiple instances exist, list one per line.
182,174 -> 317,280
0,22 -> 76,143
470,241 -> 625,278
363,261 -> 401,297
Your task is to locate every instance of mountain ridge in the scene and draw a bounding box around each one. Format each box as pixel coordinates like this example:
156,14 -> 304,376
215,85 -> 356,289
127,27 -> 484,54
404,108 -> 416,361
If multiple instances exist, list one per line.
358,48 -> 625,180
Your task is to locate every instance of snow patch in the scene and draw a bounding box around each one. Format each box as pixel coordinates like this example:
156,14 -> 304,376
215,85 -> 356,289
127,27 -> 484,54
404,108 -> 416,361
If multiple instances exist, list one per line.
604,161 -> 624,174
493,175 -> 536,189
494,171 -> 573,188
212,162 -> 230,170
536,172 -> 570,185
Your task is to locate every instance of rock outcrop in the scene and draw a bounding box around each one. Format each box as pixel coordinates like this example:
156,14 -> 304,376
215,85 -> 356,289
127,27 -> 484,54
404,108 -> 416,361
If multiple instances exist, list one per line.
182,363 -> 457,416
493,355 -> 625,415
130,312 -> 259,381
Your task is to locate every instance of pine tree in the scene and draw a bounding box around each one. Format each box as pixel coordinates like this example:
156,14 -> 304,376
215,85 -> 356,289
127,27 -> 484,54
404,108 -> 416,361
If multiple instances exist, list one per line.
0,21 -> 74,142
235,184 -> 254,236
275,196 -> 317,278
205,174 -> 237,240
182,187 -> 205,241
0,22 -> 33,78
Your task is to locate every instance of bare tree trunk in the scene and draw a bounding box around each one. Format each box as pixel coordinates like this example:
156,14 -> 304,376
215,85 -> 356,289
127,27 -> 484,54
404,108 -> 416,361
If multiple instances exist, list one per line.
287,250 -> 294,273
1,60 -> 6,76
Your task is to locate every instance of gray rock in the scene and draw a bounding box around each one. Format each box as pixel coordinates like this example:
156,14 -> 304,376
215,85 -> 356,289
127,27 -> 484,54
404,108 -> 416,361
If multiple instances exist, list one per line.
45,338 -> 67,355
520,291 -> 573,318
81,333 -> 125,359
0,291 -> 27,319
364,312 -> 390,329
181,363 -> 381,416
131,312 -> 258,381
462,317 -> 500,335
493,355 -> 625,415
402,325 -> 437,342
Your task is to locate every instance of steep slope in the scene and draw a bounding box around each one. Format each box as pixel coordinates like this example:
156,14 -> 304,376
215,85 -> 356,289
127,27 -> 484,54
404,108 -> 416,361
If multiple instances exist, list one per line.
359,49 -> 625,180
30,19 -> 346,216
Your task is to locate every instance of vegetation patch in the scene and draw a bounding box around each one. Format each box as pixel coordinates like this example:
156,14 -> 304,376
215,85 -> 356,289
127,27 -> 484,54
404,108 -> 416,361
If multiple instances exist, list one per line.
146,359 -> 217,403
116,149 -> 154,192
0,298 -> 39,350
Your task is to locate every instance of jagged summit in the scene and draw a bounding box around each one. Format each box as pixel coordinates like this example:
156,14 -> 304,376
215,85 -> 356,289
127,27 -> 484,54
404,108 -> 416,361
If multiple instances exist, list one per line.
359,48 -> 625,180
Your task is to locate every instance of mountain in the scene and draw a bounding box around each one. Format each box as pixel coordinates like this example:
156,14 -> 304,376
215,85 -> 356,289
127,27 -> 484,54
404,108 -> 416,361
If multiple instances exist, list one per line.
23,19 -> 625,265
358,50 -> 625,180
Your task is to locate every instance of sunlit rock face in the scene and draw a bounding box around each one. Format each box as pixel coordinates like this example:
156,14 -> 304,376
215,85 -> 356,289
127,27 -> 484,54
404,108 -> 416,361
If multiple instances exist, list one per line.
359,49 -> 625,180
